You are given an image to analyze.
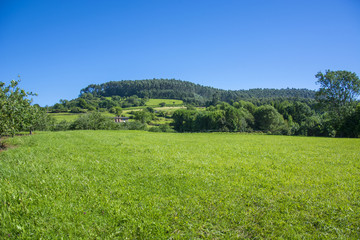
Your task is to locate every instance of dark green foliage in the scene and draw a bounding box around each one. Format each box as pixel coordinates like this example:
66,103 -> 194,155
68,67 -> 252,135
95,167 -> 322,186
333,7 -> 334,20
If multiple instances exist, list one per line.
254,105 -> 288,134
51,103 -> 68,113
315,70 -> 360,137
48,94 -> 145,113
148,124 -> 175,132
70,107 -> 86,113
172,103 -> 253,132
338,103 -> 360,138
77,98 -> 89,109
69,112 -> 116,130
30,106 -> 56,131
120,121 -> 148,130
134,109 -> 155,124
172,109 -> 197,132
109,106 -> 123,116
0,78 -> 40,137
316,70 -> 360,110
53,120 -> 72,131
79,79 -> 315,105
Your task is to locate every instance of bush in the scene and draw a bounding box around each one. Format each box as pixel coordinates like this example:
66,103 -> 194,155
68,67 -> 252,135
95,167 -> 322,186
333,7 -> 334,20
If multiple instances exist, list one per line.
53,120 -> 72,131
123,121 -> 148,130
254,105 -> 288,134
148,124 -> 175,133
70,107 -> 86,113
70,112 -> 116,130
148,126 -> 162,132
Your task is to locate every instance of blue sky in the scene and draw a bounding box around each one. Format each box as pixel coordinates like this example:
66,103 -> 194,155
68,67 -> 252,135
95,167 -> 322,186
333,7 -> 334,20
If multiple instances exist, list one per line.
1,0 -> 359,106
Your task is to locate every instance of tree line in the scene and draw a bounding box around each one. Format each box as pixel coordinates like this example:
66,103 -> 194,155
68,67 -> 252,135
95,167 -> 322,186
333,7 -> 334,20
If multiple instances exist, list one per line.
171,70 -> 360,137
49,95 -> 146,113
79,79 -> 315,105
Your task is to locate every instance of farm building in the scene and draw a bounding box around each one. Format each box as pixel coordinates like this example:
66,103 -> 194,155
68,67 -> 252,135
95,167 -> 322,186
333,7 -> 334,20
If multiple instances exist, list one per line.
114,117 -> 129,123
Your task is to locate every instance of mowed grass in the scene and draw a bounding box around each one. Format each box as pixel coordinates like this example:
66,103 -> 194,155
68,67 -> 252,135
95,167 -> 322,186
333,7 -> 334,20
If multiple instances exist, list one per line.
146,99 -> 183,106
1,132 -> 359,239
50,112 -> 131,122
49,112 -> 86,122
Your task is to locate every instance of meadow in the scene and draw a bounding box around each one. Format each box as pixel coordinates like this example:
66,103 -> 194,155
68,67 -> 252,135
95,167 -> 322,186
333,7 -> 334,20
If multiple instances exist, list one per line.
0,131 -> 359,239
145,99 -> 183,106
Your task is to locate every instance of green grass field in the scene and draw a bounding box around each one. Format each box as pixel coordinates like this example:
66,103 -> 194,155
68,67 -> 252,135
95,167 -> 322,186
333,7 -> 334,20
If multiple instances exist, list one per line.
1,131 -> 359,239
146,99 -> 183,106
50,111 -> 131,122
49,112 -> 87,121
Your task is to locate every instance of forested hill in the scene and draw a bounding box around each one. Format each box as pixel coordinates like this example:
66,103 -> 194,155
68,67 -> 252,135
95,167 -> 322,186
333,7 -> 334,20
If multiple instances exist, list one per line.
80,79 -> 315,104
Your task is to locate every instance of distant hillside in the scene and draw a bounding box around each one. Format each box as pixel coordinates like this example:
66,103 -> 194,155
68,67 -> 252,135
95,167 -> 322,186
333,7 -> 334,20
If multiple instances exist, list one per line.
79,79 -> 315,105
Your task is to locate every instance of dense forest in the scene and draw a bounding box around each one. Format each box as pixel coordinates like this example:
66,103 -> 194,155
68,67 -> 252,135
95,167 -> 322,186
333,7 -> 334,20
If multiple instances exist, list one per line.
79,79 -> 315,105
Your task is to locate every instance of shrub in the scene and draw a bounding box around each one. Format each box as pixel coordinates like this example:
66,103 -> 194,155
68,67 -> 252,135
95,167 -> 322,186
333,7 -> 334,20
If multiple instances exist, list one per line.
53,120 -> 72,131
70,112 -> 116,130
148,124 -> 175,133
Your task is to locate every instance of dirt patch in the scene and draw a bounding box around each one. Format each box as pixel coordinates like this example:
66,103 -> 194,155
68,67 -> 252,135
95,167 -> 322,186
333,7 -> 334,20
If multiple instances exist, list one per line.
0,141 -> 7,152
0,137 -> 14,153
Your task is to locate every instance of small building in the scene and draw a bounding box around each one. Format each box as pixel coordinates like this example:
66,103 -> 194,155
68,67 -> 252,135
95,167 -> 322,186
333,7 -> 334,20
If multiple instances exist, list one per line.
114,117 -> 129,123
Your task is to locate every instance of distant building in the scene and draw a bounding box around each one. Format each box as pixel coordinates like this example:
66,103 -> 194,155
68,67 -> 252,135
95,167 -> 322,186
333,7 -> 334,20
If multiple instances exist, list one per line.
114,117 -> 129,123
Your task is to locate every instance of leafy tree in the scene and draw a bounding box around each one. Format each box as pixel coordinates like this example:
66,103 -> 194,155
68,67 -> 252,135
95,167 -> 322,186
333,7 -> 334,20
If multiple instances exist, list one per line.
172,109 -> 197,132
316,70 -> 360,109
113,107 -> 123,117
0,78 -> 37,137
315,70 -> 360,134
339,103 -> 360,137
254,105 -> 288,134
70,112 -> 115,130
29,105 -> 56,132
77,98 -> 89,109
146,107 -> 155,113
134,109 -> 155,124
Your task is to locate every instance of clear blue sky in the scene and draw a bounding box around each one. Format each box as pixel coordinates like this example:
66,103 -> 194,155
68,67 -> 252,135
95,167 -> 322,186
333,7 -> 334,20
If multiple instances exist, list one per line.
1,0 -> 359,106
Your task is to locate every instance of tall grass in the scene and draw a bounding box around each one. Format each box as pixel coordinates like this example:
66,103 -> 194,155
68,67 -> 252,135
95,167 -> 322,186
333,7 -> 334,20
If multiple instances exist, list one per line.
1,131 -> 359,239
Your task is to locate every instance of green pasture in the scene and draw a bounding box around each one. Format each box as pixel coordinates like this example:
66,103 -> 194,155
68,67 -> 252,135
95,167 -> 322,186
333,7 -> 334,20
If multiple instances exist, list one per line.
49,112 -> 86,122
1,132 -> 359,239
146,99 -> 183,106
50,112 -> 129,122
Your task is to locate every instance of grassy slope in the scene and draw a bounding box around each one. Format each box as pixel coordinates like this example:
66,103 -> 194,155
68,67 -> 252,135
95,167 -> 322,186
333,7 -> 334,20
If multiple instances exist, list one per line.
1,131 -> 359,239
145,99 -> 183,106
49,112 -> 86,122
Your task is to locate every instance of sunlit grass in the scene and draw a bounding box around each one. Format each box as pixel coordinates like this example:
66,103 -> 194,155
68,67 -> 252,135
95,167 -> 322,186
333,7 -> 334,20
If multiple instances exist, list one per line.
49,112 -> 86,121
146,99 -> 183,106
1,131 -> 359,239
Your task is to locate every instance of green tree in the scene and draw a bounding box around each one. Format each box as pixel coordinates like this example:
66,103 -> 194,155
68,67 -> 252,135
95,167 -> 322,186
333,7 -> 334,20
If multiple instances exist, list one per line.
254,105 -> 288,134
0,78 -> 37,137
315,70 -> 360,135
70,112 -> 115,130
114,107 -> 122,117
134,110 -> 155,124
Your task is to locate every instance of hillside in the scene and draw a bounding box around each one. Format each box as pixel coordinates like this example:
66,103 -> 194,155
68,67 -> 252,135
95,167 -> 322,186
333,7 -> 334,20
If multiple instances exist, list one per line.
79,79 -> 315,104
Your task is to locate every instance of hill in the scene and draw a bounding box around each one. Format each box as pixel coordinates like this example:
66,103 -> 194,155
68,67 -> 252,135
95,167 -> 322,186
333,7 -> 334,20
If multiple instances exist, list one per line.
79,79 -> 315,105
